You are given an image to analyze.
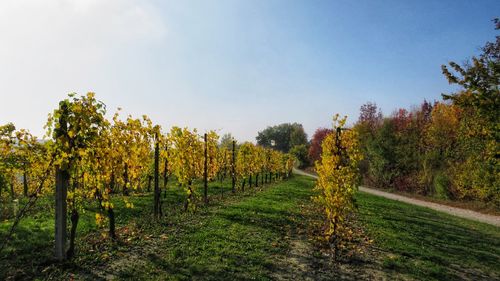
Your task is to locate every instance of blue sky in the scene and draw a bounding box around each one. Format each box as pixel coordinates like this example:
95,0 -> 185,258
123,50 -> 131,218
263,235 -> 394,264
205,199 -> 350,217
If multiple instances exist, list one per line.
0,0 -> 498,141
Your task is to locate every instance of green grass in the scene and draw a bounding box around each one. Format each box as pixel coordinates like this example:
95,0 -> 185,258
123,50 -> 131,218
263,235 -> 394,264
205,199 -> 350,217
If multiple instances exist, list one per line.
0,176 -> 310,280
99,176 -> 313,280
0,177 -> 241,279
356,192 -> 500,280
1,175 -> 499,280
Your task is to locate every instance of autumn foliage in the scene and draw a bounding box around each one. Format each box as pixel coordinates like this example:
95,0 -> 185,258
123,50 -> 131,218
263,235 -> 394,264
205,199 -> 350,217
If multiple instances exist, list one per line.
0,92 -> 296,259
308,128 -> 333,164
314,115 -> 362,257
353,23 -> 499,207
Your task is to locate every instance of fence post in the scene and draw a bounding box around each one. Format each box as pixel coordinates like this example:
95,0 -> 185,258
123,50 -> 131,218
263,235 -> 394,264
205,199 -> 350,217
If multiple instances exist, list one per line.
204,133 -> 208,204
55,168 -> 68,261
55,104 -> 69,261
154,132 -> 160,218
231,140 -> 236,193
163,146 -> 169,199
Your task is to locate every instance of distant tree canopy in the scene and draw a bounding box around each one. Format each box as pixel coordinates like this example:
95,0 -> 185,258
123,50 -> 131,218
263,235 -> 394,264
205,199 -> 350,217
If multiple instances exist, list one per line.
289,144 -> 309,168
308,128 -> 333,164
219,133 -> 235,149
256,123 -> 308,153
357,102 -> 383,134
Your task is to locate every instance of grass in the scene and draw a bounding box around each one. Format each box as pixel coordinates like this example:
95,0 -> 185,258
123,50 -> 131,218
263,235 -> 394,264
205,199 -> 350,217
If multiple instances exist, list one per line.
96,176 -> 313,280
0,177 -> 240,279
1,175 -> 499,280
356,192 -> 500,280
0,176 -> 312,280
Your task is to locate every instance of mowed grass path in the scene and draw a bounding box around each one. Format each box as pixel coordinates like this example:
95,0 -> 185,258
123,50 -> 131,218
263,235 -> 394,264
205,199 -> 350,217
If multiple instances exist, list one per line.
94,176 -> 314,280
10,176 -> 315,280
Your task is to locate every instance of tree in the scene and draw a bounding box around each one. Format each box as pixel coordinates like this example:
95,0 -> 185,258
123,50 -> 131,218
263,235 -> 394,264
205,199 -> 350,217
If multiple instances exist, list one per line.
357,102 -> 382,134
417,102 -> 460,197
256,123 -> 308,152
354,102 -> 384,182
219,133 -> 235,150
441,19 -> 499,206
364,118 -> 399,188
424,102 -> 460,158
308,128 -> 333,164
441,19 -> 499,134
289,144 -> 308,168
290,124 -> 308,148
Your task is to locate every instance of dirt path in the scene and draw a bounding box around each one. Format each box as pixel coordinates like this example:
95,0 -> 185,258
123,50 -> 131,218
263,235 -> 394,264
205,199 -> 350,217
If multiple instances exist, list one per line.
294,169 -> 500,227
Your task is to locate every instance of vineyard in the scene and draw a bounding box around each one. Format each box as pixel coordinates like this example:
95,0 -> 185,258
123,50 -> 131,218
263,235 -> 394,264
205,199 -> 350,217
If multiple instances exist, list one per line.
1,5 -> 499,279
1,93 -> 499,280
0,93 -> 298,277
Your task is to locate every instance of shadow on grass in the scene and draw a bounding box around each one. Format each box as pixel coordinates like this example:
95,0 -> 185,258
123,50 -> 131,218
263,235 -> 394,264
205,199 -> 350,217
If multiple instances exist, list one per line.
0,176 -> 334,280
357,192 -> 500,280
103,177 -> 315,280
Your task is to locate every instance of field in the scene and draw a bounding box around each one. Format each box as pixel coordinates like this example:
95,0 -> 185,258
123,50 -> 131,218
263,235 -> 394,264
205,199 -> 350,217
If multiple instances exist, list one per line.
1,175 -> 499,280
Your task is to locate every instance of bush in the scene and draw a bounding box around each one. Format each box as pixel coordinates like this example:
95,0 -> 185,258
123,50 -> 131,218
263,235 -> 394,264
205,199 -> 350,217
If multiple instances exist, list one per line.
289,144 -> 310,169
433,173 -> 450,200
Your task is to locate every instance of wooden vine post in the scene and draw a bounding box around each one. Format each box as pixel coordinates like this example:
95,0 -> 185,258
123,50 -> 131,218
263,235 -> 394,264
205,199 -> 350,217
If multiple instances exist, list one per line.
55,104 -> 68,261
221,149 -> 227,198
163,147 -> 168,199
55,169 -> 68,260
153,131 -> 161,218
231,140 -> 236,193
332,126 -> 347,260
203,133 -> 208,204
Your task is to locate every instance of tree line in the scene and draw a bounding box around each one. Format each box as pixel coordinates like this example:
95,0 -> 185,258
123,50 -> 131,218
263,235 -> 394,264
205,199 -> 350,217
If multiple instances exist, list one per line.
311,20 -> 500,207
305,20 -> 499,208
354,21 -> 498,207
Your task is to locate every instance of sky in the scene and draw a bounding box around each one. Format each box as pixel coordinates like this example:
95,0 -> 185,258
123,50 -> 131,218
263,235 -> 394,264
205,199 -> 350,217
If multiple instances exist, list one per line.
0,0 -> 498,142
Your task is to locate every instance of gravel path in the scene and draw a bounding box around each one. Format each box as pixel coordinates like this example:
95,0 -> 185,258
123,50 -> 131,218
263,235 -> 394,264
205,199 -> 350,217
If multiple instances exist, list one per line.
294,169 -> 500,227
